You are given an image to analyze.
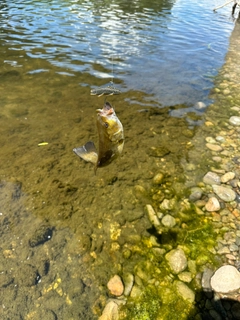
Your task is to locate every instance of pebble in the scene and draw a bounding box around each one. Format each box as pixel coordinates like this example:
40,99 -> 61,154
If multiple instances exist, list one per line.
206,143 -> 223,152
212,185 -> 236,202
99,300 -> 119,320
220,172 -> 235,183
229,116 -> 240,126
152,173 -> 164,185
203,172 -> 221,185
161,214 -> 176,227
174,280 -> 195,303
107,275 -> 124,296
210,265 -> 240,293
205,197 -> 220,212
165,248 -> 187,274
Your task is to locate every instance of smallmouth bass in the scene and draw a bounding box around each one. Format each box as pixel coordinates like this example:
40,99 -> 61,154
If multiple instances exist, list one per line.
73,101 -> 124,172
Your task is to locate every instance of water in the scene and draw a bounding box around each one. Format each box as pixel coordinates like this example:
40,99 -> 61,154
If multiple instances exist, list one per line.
0,0 -> 236,319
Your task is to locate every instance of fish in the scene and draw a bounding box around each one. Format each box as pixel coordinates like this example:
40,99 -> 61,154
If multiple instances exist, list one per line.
73,101 -> 124,172
90,85 -> 121,97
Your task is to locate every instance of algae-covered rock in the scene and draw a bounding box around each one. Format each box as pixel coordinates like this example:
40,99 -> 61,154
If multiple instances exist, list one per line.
165,248 -> 187,274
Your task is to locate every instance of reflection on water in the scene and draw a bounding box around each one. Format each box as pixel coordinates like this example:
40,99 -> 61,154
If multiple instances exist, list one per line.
0,0 -> 236,319
0,0 -> 233,105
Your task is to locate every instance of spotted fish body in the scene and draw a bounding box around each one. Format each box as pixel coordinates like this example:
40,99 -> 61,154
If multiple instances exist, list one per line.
90,85 -> 121,97
73,102 -> 124,171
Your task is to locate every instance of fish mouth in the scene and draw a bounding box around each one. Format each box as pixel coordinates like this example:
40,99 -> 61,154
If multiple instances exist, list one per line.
96,102 -> 114,116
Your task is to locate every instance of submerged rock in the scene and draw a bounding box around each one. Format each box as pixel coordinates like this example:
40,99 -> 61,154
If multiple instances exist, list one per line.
107,275 -> 124,297
99,300 -> 119,320
175,280 -> 195,303
165,248 -> 187,274
29,224 -> 53,247
229,116 -> 240,126
205,197 -> 220,212
203,172 -> 221,185
212,185 -> 236,202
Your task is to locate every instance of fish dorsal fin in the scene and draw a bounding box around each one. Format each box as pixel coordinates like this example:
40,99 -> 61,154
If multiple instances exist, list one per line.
73,141 -> 98,165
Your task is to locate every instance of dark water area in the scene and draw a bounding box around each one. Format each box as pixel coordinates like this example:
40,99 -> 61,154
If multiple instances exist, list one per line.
0,0 -> 237,319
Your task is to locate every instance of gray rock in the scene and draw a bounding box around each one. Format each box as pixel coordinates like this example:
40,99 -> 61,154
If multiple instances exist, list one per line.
165,248 -> 187,274
202,268 -> 214,292
229,116 -> 240,126
203,172 -> 221,185
161,214 -> 176,227
212,185 -> 236,202
211,265 -> 240,293
189,187 -> 203,202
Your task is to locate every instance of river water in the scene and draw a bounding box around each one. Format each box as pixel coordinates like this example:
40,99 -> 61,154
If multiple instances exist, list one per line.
0,0 -> 236,319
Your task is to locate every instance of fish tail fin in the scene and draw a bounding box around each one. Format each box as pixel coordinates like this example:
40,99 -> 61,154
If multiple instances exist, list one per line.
73,141 -> 98,166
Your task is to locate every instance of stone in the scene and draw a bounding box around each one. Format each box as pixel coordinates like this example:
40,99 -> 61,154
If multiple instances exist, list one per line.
175,281 -> 195,303
205,197 -> 220,212
212,185 -> 236,202
229,116 -> 240,126
194,101 -> 206,110
203,172 -> 221,185
178,272 -> 192,283
189,187 -> 203,202
165,248 -> 187,274
206,143 -> 223,152
152,173 -> 164,185
122,273 -> 134,296
221,172 -> 235,183
145,204 -> 160,229
161,214 -> 176,228
99,300 -> 119,320
210,265 -> 240,293
29,224 -> 53,247
107,275 -> 124,296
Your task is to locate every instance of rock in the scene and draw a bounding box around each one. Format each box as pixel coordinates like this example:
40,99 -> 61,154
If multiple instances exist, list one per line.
229,116 -> 240,126
152,173 -> 164,185
107,275 -> 124,296
231,302 -> 240,320
189,187 -> 203,202
161,214 -> 176,227
220,172 -> 235,183
174,281 -> 195,303
99,300 -> 119,320
165,248 -> 187,274
194,101 -> 206,110
29,224 -> 53,247
206,143 -> 223,152
203,172 -> 221,185
122,273 -> 134,296
201,268 -> 214,292
210,265 -> 240,293
212,185 -> 236,202
16,264 -> 40,287
145,204 -> 160,229
178,272 -> 193,283
205,197 -> 220,212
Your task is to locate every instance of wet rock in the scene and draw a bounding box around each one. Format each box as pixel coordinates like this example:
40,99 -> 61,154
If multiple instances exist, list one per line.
107,275 -> 124,296
202,268 -> 214,292
203,172 -> 221,185
165,248 -> 187,274
174,280 -> 195,303
145,204 -> 160,229
212,185 -> 236,202
99,300 -> 119,320
194,101 -> 206,110
220,172 -> 235,183
16,264 -> 40,287
29,224 -> 53,247
161,214 -> 176,227
229,116 -> 240,126
206,143 -> 223,152
178,272 -> 193,283
189,187 -> 203,202
210,265 -> 240,293
152,173 -> 164,185
205,197 -> 220,212
122,273 -> 134,296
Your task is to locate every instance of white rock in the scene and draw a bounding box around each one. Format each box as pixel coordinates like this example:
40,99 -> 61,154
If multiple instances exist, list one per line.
165,248 -> 187,274
205,197 -> 220,212
229,116 -> 240,126
161,214 -> 176,227
211,265 -> 240,293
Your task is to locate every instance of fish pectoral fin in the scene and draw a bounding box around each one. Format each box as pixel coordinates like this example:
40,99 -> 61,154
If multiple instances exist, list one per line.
73,141 -> 98,165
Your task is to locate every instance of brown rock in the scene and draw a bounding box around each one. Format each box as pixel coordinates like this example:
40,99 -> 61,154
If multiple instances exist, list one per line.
205,197 -> 220,212
107,275 -> 124,296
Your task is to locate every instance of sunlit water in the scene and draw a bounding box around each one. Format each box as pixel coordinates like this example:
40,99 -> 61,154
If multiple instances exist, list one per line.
0,0 -> 236,319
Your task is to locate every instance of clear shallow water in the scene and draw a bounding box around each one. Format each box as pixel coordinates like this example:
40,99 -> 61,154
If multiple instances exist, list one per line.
0,0 -> 234,106
0,0 -> 237,319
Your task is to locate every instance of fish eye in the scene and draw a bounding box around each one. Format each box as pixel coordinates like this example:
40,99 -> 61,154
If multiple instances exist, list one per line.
104,122 -> 109,128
